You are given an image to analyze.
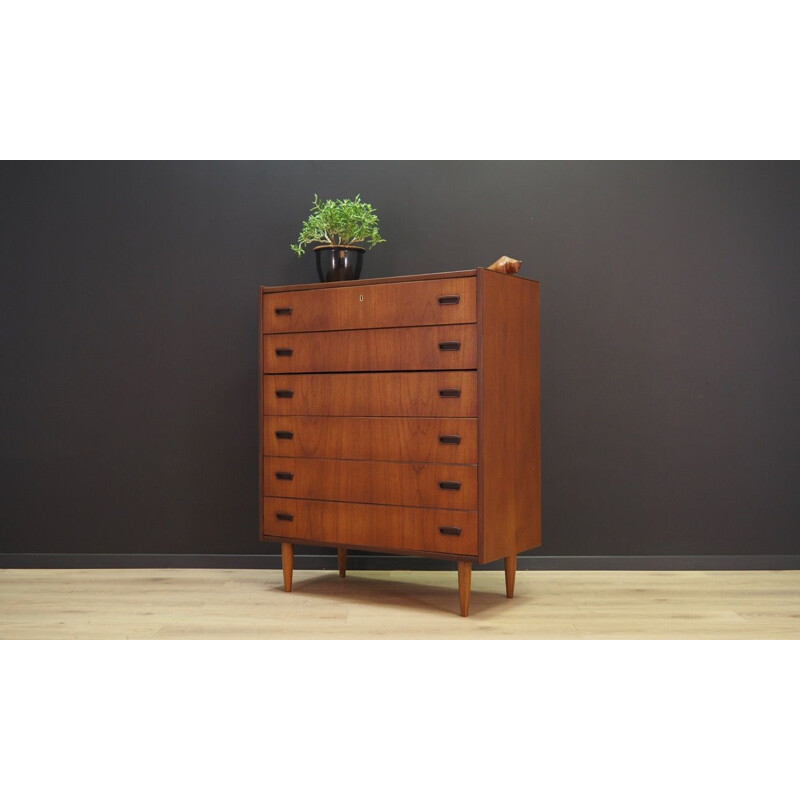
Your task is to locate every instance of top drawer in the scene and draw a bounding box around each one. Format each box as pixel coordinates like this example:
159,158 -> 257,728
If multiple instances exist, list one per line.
262,277 -> 476,333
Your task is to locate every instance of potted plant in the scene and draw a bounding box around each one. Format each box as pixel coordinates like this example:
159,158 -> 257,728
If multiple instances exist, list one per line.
291,194 -> 386,282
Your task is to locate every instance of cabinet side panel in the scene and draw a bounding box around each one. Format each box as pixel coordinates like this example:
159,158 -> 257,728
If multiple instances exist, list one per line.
478,270 -> 541,563
259,288 -> 265,538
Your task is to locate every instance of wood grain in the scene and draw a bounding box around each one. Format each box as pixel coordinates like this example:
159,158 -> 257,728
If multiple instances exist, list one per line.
458,561 -> 472,616
261,536 -> 478,562
263,371 -> 478,417
263,457 -> 477,509
258,268 -> 539,613
262,277 -> 476,333
505,554 -> 517,599
262,324 -> 477,373
261,269 -> 478,294
478,269 -> 540,563
3,569 -> 799,638
281,542 -> 293,592
262,497 -> 478,556
259,286 -> 265,539
263,416 -> 478,464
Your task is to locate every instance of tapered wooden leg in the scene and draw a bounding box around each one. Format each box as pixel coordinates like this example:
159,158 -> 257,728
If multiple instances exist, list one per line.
337,547 -> 347,578
457,561 -> 472,617
281,542 -> 293,592
504,554 -> 517,599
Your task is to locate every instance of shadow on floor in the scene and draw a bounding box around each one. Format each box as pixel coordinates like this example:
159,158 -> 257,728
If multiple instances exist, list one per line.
273,572 -> 513,617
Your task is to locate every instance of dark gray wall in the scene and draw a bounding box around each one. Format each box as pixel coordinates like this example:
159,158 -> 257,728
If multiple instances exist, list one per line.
2,161 -> 799,567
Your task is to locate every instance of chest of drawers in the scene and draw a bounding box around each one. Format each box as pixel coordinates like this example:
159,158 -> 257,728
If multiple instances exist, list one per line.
259,268 -> 540,616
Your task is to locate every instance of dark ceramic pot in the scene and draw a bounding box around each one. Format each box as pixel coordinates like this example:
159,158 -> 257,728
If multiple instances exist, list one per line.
314,245 -> 365,282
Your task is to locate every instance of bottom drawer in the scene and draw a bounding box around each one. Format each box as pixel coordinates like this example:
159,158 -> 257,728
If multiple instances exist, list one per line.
262,497 -> 478,557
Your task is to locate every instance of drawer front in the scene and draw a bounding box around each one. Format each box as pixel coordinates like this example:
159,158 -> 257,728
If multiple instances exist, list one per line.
262,277 -> 475,333
263,371 -> 477,417
264,457 -> 477,510
263,324 -> 477,374
263,416 -> 478,464
263,497 -> 478,556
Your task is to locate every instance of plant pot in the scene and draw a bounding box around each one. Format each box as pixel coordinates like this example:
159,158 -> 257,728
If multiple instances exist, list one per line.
314,245 -> 365,282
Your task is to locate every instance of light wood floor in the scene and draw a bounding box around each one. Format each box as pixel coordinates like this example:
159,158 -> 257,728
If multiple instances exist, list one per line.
1,568 -> 798,639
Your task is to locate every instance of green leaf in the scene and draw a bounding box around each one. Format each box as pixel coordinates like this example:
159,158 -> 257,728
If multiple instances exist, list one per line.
291,194 -> 387,256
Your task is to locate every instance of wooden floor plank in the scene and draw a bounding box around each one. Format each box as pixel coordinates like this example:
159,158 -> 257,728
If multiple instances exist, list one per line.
0,568 -> 798,639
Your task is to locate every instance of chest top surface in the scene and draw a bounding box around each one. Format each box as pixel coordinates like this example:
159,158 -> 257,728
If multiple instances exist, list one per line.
261,267 -> 538,293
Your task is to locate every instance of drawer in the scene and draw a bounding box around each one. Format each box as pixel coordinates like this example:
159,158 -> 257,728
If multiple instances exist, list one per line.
263,371 -> 477,417
262,277 -> 475,333
263,497 -> 478,556
264,457 -> 477,510
263,416 -> 478,464
263,324 -> 477,374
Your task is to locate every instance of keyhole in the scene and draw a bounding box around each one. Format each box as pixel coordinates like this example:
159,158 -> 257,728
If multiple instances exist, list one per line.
359,294 -> 364,302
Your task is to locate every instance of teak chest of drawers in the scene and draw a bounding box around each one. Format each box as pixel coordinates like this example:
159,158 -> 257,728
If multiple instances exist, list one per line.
259,268 -> 540,616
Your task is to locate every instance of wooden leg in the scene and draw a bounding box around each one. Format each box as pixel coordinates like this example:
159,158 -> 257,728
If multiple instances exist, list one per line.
337,547 -> 347,579
457,561 -> 472,617
504,554 -> 517,599
281,542 -> 293,592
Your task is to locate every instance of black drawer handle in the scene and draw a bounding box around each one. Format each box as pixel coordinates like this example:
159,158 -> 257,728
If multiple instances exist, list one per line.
438,295 -> 460,305
275,471 -> 294,481
439,388 -> 461,398
439,526 -> 461,536
275,348 -> 293,357
275,512 -> 294,521
439,435 -> 461,445
439,481 -> 461,491
275,307 -> 293,316
275,390 -> 294,398
275,430 -> 294,440
438,341 -> 461,352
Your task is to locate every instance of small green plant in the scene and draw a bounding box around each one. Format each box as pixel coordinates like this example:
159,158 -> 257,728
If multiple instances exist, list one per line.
291,194 -> 386,256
